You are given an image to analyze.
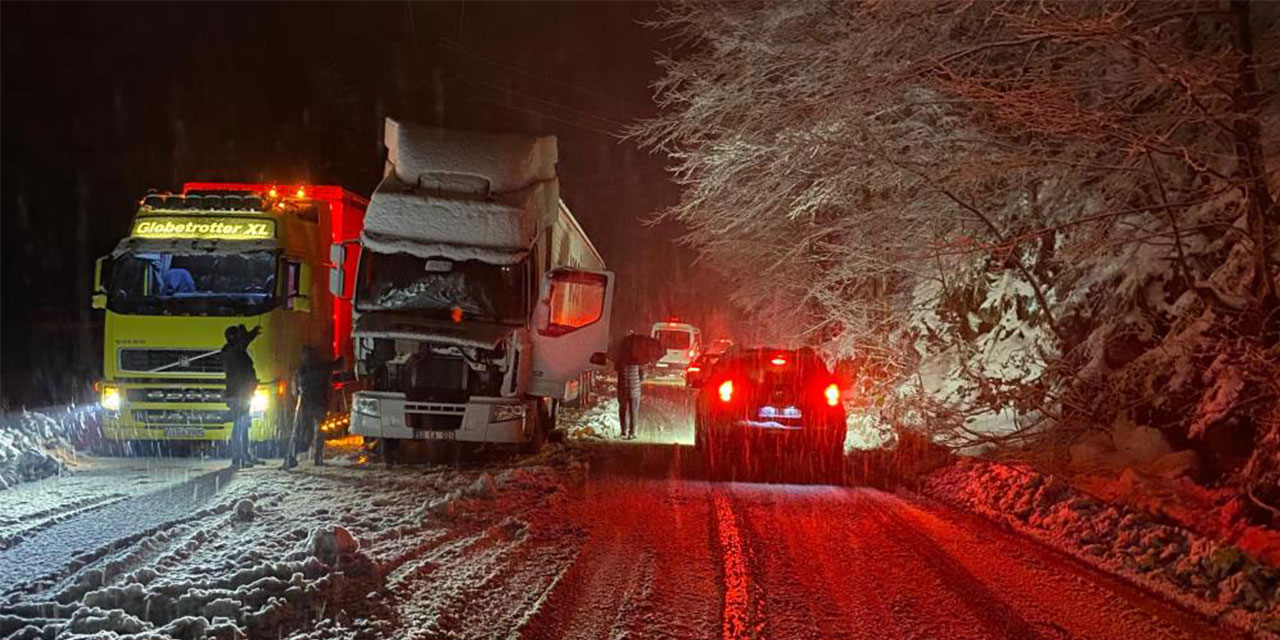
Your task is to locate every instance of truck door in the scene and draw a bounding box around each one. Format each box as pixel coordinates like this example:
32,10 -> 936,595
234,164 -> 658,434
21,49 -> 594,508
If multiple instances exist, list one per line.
529,268 -> 614,398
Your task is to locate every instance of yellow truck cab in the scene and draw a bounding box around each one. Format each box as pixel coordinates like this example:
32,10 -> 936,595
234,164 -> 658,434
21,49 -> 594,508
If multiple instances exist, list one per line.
93,183 -> 367,452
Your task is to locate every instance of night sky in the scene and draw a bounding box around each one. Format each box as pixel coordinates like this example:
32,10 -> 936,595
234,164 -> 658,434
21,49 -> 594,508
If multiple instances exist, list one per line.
1,2 -> 718,407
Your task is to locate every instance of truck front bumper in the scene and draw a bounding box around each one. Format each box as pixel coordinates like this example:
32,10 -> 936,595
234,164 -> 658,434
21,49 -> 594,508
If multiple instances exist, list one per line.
99,382 -> 277,442
349,391 -> 531,444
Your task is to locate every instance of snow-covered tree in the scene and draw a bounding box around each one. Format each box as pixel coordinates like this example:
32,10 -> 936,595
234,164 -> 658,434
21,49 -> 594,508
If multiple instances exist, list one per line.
636,1 -> 1279,519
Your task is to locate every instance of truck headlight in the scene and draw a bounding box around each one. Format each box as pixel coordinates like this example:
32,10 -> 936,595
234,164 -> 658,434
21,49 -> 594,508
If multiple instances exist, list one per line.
354,396 -> 380,418
101,386 -> 122,412
250,387 -> 270,414
489,403 -> 526,423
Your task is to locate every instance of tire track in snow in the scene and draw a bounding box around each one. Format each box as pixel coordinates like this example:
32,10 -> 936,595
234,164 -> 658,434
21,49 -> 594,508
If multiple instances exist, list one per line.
0,466 -> 234,599
516,479 -> 720,640
713,490 -> 766,640
0,493 -> 129,551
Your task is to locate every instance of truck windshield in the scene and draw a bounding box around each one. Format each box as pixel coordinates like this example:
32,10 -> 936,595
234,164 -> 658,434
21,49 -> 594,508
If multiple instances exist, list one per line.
355,252 -> 528,323
655,329 -> 693,350
107,251 -> 277,316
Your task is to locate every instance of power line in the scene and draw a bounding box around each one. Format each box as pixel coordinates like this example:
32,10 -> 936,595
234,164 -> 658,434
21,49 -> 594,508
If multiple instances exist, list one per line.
440,38 -> 651,115
463,92 -> 622,136
448,74 -> 631,131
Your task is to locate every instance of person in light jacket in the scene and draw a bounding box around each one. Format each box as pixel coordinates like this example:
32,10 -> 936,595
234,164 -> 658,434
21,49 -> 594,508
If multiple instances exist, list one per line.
614,333 -> 644,440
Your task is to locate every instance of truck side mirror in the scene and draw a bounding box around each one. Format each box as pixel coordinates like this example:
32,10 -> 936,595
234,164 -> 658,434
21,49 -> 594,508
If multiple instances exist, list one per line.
92,256 -> 112,309
329,244 -> 346,298
284,260 -> 312,312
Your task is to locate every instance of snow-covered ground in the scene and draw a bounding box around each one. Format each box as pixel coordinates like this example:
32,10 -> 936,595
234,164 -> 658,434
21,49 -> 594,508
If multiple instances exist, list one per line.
921,459 -> 1280,636
0,456 -> 225,552
2,392 -> 1272,639
0,445 -> 588,640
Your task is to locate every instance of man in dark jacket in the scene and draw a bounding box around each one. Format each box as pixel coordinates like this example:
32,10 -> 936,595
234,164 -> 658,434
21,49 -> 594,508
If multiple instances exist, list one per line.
222,324 -> 262,468
614,333 -> 644,440
284,346 -> 342,469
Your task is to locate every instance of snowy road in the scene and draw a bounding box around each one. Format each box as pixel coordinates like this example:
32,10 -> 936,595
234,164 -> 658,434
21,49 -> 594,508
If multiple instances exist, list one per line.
0,390 -> 1255,639
518,468 -> 1242,640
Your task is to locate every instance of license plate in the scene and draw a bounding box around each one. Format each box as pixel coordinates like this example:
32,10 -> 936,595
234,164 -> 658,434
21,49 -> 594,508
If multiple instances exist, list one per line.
164,426 -> 205,438
413,430 -> 456,441
759,406 -> 801,419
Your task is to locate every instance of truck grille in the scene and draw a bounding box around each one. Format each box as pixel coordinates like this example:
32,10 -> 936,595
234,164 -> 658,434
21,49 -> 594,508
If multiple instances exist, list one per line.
406,402 -> 466,430
402,356 -> 468,402
119,349 -> 223,374
127,387 -> 225,403
132,409 -> 230,425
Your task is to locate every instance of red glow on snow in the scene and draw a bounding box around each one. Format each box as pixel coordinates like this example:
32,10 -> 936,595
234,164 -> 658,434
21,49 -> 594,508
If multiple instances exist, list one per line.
715,494 -> 752,640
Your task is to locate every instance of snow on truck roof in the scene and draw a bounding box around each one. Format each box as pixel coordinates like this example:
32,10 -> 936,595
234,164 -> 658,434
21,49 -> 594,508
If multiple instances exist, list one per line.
384,119 -> 557,195
363,119 -> 565,261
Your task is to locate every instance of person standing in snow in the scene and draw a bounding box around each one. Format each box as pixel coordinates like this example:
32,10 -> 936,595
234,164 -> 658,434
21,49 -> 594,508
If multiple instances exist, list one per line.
284,346 -> 342,469
615,333 -> 644,440
222,324 -> 262,468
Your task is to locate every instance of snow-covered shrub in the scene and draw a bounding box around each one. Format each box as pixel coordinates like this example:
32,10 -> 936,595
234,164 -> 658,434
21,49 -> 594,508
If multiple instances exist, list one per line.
0,411 -> 80,488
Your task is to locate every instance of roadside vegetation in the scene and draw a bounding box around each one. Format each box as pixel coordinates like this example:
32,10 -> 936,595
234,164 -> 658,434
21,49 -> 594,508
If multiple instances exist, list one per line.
635,1 -> 1280,539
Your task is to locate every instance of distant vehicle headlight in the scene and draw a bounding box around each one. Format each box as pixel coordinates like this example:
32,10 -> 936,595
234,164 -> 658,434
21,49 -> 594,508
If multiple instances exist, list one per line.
101,386 -> 122,412
489,403 -> 526,423
354,396 -> 380,418
250,387 -> 270,414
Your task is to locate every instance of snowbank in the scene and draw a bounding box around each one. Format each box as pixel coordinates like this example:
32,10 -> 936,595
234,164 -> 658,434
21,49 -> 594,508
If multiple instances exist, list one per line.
922,459 -> 1280,636
559,398 -> 621,440
0,411 -> 82,489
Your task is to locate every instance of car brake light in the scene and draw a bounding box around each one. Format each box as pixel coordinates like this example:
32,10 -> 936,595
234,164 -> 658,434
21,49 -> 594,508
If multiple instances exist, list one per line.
825,383 -> 840,407
718,380 -> 734,403
770,356 -> 787,366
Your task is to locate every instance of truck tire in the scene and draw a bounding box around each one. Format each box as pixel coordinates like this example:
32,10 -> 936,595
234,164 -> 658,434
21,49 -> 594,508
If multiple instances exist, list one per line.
378,438 -> 400,465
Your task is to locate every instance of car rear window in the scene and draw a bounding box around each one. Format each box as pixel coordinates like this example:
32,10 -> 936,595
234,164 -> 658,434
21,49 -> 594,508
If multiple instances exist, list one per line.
716,352 -> 829,386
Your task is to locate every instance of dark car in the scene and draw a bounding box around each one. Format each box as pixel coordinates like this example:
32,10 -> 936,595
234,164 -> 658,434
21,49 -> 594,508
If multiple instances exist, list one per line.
684,353 -> 722,389
691,347 -> 846,479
